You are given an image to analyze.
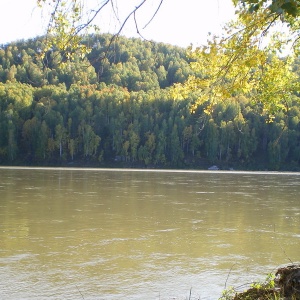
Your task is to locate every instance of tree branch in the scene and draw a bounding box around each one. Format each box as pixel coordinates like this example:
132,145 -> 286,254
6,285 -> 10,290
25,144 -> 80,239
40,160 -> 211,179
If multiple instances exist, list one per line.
143,0 -> 164,30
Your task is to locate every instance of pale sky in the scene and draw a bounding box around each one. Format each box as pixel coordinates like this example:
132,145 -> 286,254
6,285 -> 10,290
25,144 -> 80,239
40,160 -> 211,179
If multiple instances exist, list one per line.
0,0 -> 236,47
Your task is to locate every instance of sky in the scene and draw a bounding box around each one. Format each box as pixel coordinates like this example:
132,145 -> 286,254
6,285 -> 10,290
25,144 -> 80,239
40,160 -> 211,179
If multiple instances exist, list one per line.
0,0 -> 236,48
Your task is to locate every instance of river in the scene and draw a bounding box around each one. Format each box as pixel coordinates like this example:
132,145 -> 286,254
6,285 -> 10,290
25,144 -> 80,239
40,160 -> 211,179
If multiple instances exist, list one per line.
0,167 -> 299,299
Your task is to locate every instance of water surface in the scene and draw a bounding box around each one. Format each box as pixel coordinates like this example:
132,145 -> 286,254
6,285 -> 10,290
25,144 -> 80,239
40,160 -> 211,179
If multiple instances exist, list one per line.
0,167 -> 299,299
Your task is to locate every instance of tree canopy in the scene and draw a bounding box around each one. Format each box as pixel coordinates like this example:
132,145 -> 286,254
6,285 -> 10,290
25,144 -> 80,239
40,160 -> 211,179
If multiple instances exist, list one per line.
1,34 -> 300,170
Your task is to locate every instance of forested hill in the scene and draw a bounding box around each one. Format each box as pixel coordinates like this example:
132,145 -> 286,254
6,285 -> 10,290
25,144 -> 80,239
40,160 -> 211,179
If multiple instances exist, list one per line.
1,34 -> 300,170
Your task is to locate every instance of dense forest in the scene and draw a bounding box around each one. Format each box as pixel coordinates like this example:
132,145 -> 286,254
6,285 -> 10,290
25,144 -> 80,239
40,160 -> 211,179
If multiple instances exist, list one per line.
1,34 -> 300,170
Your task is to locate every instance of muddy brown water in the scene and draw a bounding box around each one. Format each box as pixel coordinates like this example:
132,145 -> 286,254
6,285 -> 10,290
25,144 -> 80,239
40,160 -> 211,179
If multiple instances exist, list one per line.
0,167 -> 299,299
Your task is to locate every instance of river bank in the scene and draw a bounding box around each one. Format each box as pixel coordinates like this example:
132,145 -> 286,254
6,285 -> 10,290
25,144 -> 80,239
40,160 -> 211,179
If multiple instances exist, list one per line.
221,264 -> 300,300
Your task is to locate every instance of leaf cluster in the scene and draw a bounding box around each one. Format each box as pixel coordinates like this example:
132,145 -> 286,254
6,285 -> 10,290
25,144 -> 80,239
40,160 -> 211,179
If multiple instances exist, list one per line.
234,0 -> 300,18
173,9 -> 299,120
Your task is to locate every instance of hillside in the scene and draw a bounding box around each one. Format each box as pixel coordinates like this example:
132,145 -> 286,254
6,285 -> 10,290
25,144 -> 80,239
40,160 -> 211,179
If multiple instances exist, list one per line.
1,34 -> 300,170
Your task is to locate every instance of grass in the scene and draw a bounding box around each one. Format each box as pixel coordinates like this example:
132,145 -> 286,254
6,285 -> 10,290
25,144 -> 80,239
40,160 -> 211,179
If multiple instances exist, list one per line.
219,264 -> 300,300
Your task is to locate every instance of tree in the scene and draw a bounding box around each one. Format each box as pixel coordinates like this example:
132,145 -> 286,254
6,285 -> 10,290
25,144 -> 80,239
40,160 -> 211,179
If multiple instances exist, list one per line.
55,123 -> 67,159
68,138 -> 77,160
78,122 -> 101,158
37,120 -> 50,159
7,119 -> 17,161
205,119 -> 219,162
140,131 -> 156,165
22,117 -> 41,158
129,129 -> 140,162
231,1 -> 300,57
172,12 -> 299,120
169,124 -> 184,165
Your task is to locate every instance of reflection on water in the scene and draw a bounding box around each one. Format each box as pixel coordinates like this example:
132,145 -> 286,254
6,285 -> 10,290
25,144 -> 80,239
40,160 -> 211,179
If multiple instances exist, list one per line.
0,167 -> 300,299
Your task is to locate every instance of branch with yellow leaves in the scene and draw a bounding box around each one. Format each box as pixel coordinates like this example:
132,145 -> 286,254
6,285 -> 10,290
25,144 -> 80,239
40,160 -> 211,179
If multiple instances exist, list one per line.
37,0 -> 164,65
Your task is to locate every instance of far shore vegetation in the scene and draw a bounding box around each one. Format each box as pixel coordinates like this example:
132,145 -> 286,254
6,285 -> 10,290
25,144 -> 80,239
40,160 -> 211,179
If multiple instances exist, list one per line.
2,34 -> 300,171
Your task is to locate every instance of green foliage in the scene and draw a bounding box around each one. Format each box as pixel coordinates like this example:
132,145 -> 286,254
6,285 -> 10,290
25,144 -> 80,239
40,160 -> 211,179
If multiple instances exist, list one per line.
219,273 -> 278,300
219,286 -> 236,300
173,15 -> 299,120
37,0 -> 92,65
251,273 -> 276,290
234,0 -> 300,18
1,35 -> 300,170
